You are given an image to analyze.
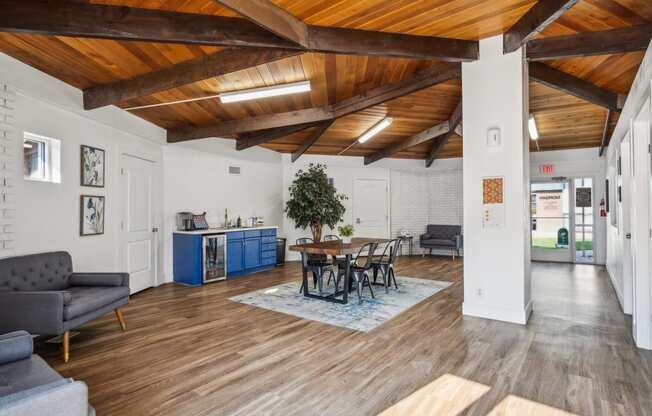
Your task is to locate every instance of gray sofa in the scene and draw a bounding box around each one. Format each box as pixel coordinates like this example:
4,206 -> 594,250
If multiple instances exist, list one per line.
420,224 -> 463,258
0,252 -> 129,362
0,331 -> 94,416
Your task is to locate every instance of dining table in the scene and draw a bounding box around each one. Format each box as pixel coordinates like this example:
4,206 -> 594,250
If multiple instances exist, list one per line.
289,237 -> 389,304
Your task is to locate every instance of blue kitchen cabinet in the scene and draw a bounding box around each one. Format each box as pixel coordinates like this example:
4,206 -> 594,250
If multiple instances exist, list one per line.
174,227 -> 277,283
244,238 -> 261,268
227,238 -> 244,274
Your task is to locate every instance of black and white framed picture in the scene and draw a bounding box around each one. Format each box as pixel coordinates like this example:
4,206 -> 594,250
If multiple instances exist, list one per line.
80,145 -> 105,187
80,195 -> 105,236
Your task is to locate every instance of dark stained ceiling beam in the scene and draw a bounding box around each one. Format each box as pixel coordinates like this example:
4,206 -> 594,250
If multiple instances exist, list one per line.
527,25 -> 652,61
0,0 -> 296,49
504,0 -> 578,54
83,48 -> 301,110
364,121 -> 450,165
168,63 -> 461,143
0,0 -> 478,61
426,100 -> 462,167
306,26 -> 478,61
529,62 -> 622,112
291,120 -> 335,162
215,0 -> 309,47
236,122 -> 322,151
599,110 -> 613,157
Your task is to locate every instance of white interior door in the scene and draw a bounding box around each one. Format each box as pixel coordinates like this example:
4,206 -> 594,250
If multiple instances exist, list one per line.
353,178 -> 389,238
621,134 -> 633,315
632,99 -> 652,349
121,154 -> 156,295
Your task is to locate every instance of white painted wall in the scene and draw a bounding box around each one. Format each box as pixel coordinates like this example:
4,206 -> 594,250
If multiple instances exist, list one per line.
280,154 -> 465,261
162,141 -> 283,282
530,148 -> 608,265
0,52 -> 167,280
461,35 -> 532,325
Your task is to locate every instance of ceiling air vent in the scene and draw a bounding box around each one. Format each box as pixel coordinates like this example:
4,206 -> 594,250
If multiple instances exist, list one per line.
228,165 -> 241,175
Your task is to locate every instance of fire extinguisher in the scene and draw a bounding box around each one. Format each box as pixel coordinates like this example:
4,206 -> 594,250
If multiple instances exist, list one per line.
600,198 -> 607,217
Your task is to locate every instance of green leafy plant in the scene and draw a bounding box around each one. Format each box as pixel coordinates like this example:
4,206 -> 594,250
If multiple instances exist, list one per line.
337,224 -> 354,238
285,163 -> 347,242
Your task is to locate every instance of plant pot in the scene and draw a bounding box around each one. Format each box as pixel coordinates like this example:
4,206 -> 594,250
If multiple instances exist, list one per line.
342,237 -> 352,244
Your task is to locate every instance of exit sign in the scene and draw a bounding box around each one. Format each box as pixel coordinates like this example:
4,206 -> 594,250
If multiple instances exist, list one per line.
540,164 -> 554,174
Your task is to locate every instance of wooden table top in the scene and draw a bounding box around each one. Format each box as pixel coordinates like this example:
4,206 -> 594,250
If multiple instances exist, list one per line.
289,238 -> 389,256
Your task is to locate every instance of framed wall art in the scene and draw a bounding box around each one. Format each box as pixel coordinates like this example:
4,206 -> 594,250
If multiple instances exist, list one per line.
81,145 -> 105,187
80,195 -> 105,236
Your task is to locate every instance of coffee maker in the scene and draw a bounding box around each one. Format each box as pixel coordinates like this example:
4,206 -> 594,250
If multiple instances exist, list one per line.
177,212 -> 209,231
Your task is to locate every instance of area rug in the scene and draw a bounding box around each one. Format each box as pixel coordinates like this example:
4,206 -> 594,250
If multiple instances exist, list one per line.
229,277 -> 452,332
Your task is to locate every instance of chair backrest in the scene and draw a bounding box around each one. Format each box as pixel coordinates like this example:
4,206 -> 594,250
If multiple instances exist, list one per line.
323,235 -> 340,241
353,242 -> 378,269
0,252 -> 73,292
377,239 -> 401,264
426,224 -> 461,240
296,238 -> 313,268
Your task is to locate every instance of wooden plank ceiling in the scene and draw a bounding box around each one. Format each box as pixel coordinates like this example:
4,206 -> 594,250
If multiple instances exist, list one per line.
0,0 -> 650,161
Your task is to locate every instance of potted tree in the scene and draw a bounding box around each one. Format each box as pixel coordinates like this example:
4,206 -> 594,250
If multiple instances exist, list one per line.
285,164 -> 347,242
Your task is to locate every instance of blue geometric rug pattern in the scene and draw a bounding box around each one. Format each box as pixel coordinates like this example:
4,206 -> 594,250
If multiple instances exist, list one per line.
229,277 -> 452,332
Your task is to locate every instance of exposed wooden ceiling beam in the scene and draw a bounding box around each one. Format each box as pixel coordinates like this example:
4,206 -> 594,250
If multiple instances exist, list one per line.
527,25 -> 652,61
331,63 -> 461,118
215,0 -> 309,47
236,122 -> 321,151
83,48 -> 301,110
599,110 -> 613,157
529,62 -> 621,111
168,63 -> 460,143
0,0 -> 296,49
504,0 -> 578,54
291,120 -> 335,162
306,26 -> 478,61
0,0 -> 478,62
364,121 -> 450,165
426,101 -> 462,167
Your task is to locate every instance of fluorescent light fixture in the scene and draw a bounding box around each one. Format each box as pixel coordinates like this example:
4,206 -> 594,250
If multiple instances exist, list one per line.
358,117 -> 393,144
528,114 -> 539,140
219,80 -> 311,104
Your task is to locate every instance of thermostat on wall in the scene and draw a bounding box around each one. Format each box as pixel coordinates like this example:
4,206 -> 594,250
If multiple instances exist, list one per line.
487,127 -> 501,147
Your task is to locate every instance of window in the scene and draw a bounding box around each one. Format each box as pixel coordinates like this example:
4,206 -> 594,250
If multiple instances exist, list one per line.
23,132 -> 61,183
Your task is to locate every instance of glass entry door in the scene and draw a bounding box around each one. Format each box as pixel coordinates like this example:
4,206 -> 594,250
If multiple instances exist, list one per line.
531,180 -> 572,262
574,177 -> 594,263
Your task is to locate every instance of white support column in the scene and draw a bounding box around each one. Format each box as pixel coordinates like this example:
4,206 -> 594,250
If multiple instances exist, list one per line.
461,35 -> 532,325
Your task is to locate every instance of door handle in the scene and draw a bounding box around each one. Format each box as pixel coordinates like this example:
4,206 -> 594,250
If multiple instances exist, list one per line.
626,233 -> 631,239
152,227 -> 159,233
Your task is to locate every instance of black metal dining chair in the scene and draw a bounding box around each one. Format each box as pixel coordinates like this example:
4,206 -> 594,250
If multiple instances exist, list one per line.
323,235 -> 348,287
371,238 -> 401,293
296,238 -> 335,295
335,242 -> 378,304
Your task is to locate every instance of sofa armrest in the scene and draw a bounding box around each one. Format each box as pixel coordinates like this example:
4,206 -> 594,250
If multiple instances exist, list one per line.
420,233 -> 433,241
0,379 -> 89,416
69,273 -> 129,287
0,292 -> 65,336
454,235 -> 463,250
0,331 -> 33,365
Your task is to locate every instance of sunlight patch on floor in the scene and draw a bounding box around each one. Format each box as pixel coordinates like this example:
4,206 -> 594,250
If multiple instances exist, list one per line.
487,395 -> 578,416
377,373 -> 490,416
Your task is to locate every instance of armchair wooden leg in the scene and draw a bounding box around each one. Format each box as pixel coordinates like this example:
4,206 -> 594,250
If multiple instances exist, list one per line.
63,331 -> 70,363
115,308 -> 127,331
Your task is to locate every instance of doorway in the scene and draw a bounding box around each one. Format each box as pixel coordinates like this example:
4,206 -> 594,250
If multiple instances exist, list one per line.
120,154 -> 157,294
530,177 -> 596,264
353,178 -> 389,238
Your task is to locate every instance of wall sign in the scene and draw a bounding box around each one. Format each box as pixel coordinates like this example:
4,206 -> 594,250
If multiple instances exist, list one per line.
482,177 -> 505,228
540,164 -> 554,174
576,187 -> 592,208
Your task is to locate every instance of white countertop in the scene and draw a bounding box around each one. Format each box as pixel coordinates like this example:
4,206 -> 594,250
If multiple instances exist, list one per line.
173,225 -> 278,235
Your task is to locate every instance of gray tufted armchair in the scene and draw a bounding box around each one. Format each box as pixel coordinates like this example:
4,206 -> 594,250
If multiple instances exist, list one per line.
0,252 -> 129,362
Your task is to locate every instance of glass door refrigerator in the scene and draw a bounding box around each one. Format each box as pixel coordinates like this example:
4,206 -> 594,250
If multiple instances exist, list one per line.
203,234 -> 226,283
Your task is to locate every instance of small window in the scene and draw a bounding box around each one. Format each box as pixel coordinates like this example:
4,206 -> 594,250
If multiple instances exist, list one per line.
23,132 -> 61,183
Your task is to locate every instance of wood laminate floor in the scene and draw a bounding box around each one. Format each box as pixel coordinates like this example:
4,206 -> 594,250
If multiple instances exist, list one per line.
35,257 -> 652,416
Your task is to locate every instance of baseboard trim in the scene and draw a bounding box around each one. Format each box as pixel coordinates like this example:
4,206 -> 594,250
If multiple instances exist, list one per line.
463,301 -> 532,325
606,266 -> 625,312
